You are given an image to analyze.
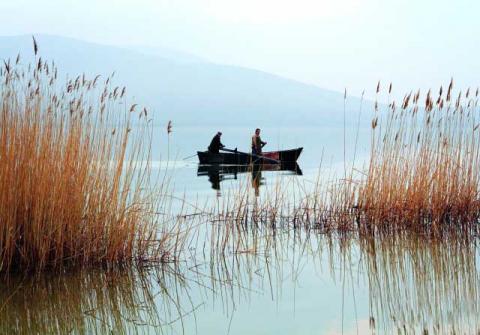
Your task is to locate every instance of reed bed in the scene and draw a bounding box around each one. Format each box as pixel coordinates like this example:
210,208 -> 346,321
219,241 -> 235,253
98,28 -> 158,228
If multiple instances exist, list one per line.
204,81 -> 480,231
0,42 -> 180,273
357,81 -> 480,226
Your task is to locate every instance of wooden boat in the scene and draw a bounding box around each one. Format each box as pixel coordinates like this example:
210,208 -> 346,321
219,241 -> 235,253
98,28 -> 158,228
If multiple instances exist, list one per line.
197,147 -> 303,165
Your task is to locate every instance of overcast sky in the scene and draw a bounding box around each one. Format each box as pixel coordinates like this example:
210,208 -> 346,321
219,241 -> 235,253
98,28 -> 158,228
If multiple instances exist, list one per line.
1,0 -> 479,98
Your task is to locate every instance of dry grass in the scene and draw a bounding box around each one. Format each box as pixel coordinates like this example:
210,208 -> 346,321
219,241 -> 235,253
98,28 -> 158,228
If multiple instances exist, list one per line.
207,80 -> 480,230
357,80 -> 480,226
2,38 -> 480,335
2,36 -> 477,289
0,41 -> 177,273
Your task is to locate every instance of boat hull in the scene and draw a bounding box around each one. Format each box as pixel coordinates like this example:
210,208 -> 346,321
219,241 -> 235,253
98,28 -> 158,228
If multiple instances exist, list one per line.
197,147 -> 303,165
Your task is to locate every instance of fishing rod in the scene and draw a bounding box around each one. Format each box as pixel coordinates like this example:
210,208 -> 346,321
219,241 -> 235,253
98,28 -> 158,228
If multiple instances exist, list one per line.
182,153 -> 198,160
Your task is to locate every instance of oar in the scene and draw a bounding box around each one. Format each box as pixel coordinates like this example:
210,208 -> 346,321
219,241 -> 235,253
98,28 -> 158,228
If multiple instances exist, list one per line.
221,148 -> 280,164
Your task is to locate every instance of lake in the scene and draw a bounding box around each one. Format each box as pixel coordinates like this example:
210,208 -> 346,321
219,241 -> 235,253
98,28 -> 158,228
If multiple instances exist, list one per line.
1,125 -> 478,334
152,125 -> 371,201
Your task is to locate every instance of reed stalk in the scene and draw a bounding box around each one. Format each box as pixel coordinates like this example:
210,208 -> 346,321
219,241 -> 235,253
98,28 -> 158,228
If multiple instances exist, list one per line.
0,43 -> 177,273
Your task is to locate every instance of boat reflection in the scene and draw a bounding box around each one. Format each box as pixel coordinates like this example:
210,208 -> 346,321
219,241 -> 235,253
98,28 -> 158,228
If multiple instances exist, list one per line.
197,163 -> 303,192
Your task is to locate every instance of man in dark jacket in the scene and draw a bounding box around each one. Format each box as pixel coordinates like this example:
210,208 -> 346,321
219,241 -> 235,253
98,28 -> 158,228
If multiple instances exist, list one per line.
208,132 -> 225,154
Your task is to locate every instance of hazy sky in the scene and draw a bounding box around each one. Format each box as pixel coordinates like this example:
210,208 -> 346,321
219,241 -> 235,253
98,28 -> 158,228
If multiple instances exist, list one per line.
1,0 -> 479,97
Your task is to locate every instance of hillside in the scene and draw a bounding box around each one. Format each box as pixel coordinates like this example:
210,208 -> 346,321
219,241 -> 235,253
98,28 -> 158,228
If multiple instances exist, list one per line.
0,35 -> 367,126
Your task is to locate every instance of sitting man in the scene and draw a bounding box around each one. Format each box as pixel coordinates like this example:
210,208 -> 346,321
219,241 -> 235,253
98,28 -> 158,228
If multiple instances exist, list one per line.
208,131 -> 225,154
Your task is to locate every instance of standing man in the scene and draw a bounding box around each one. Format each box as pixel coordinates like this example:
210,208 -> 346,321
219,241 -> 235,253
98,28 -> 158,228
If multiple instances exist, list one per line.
251,128 -> 267,155
208,131 -> 225,154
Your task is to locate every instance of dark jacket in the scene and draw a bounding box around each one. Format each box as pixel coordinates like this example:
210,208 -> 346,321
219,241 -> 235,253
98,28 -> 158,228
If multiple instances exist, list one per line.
251,135 -> 266,154
208,134 -> 224,153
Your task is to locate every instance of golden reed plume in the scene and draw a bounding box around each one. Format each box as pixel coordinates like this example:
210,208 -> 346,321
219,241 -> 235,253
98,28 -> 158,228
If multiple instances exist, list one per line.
0,40 -> 174,273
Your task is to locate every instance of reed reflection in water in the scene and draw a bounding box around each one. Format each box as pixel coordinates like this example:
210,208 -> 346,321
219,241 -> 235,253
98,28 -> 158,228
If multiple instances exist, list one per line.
1,225 -> 479,334
0,267 -> 201,335
361,229 -> 480,334
204,217 -> 480,334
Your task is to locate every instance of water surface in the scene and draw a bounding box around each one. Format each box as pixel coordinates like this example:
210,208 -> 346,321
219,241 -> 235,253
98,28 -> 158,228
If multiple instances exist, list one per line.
2,125 -> 478,334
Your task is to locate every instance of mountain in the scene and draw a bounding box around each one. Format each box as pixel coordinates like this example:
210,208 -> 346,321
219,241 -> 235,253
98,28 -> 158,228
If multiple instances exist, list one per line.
125,45 -> 207,63
0,34 -> 368,126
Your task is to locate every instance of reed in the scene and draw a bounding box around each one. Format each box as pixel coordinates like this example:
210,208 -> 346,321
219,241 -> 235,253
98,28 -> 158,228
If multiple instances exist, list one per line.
0,42 -> 177,273
207,80 -> 480,230
357,80 -> 480,226
211,80 -> 480,230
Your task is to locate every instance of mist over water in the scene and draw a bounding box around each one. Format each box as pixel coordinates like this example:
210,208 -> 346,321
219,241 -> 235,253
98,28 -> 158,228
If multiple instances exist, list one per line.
1,0 -> 479,330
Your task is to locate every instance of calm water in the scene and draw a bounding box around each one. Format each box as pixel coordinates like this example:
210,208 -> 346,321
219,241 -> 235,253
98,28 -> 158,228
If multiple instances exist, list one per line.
2,229 -> 478,334
153,125 -> 371,202
2,125 -> 479,334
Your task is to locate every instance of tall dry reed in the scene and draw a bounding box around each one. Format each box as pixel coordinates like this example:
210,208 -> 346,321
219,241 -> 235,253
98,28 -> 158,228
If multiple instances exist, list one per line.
357,80 -> 480,226
0,40 -> 173,273
201,80 -> 480,231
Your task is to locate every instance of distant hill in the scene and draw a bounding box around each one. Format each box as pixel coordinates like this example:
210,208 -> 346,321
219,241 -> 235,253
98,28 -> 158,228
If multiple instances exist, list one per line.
0,34 -> 369,127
